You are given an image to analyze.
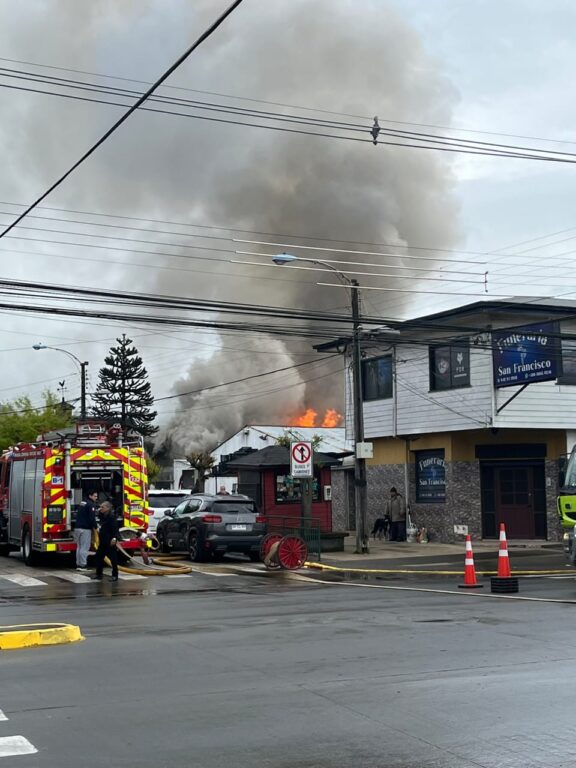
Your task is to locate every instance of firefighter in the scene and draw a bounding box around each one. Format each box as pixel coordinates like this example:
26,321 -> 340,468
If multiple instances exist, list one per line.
92,501 -> 119,582
74,490 -> 98,571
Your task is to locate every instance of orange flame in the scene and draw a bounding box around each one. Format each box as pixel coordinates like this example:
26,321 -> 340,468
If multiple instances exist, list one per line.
288,408 -> 343,428
292,408 -> 318,427
321,408 -> 342,428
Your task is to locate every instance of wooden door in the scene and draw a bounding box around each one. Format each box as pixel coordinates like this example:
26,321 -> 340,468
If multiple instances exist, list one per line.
494,466 -> 534,538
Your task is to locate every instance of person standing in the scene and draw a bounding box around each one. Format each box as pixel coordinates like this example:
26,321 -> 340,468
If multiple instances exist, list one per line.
92,501 -> 119,582
74,490 -> 98,571
387,487 -> 407,542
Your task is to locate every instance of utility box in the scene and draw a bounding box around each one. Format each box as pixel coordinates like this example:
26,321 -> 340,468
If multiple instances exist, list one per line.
356,442 -> 374,459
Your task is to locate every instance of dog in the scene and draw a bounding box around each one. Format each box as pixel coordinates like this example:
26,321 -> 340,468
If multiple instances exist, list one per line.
371,515 -> 391,540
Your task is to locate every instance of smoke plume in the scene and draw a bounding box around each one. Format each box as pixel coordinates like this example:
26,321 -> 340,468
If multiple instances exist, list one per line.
0,0 -> 461,452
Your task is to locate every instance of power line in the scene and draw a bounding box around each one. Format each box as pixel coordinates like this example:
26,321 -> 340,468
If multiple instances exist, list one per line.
2,55 -> 575,151
0,0 -> 246,240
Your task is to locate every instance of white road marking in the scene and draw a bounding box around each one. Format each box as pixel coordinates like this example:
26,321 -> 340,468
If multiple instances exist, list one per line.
52,572 -> 93,584
0,736 -> 38,757
165,574 -> 194,579
0,574 -> 47,587
0,711 -> 7,721
117,573 -> 147,581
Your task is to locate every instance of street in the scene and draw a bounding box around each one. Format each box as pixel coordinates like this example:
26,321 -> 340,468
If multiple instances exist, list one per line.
2,553 -> 576,767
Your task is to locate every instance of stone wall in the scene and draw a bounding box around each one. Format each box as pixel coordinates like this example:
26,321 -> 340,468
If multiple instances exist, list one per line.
546,459 -> 562,541
330,468 -> 347,532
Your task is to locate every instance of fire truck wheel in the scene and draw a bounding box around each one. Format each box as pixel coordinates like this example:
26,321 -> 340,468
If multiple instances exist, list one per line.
188,531 -> 204,563
22,527 -> 38,567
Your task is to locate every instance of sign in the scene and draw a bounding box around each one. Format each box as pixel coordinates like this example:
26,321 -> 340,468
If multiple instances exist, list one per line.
493,321 -> 561,388
454,524 -> 468,535
415,449 -> 446,503
290,441 -> 313,478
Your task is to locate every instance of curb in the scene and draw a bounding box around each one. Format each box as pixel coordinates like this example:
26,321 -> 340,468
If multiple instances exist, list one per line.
0,623 -> 84,651
304,562 -> 573,577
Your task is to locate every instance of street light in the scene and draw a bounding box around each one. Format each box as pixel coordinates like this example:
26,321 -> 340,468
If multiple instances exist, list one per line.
272,253 -> 369,554
32,344 -> 89,420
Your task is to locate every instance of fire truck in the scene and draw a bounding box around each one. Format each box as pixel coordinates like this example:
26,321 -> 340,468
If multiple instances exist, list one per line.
0,420 -> 149,565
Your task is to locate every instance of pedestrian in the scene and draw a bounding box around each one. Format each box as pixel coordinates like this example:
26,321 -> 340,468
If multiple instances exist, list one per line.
92,501 -> 119,582
218,485 -> 230,495
386,487 -> 407,542
73,490 -> 98,571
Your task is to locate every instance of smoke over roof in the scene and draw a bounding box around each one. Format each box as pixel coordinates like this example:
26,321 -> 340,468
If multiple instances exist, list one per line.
0,0 -> 461,452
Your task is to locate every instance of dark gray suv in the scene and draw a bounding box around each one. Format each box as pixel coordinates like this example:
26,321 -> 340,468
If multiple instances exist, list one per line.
156,493 -> 266,562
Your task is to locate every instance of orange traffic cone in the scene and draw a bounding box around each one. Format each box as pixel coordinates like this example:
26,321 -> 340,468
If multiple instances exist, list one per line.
459,534 -> 483,589
497,523 -> 511,578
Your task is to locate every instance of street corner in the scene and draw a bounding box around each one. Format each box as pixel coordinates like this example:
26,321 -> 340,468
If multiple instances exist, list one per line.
0,623 -> 84,651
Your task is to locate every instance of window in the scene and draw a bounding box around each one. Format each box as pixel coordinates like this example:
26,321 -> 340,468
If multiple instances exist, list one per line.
558,337 -> 576,384
362,356 -> 392,401
172,500 -> 190,517
415,450 -> 446,503
148,494 -> 189,509
183,500 -> 202,515
275,473 -> 320,504
429,343 -> 470,391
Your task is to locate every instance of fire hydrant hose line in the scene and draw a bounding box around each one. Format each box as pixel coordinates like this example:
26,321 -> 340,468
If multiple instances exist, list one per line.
92,531 -> 195,576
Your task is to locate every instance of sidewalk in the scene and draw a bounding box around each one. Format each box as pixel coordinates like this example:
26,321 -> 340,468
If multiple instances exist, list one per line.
320,536 -> 562,566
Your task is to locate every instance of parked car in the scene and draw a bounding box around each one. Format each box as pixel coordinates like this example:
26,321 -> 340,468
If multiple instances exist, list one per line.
156,493 -> 266,562
147,489 -> 192,534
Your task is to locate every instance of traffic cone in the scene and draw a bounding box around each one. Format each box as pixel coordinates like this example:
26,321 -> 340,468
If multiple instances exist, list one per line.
458,534 -> 483,589
497,523 -> 511,578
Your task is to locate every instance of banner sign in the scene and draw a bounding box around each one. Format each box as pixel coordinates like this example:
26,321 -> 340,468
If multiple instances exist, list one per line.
492,321 -> 561,388
415,450 -> 446,504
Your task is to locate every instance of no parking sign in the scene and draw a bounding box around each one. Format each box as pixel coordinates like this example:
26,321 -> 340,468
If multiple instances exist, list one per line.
290,441 -> 313,478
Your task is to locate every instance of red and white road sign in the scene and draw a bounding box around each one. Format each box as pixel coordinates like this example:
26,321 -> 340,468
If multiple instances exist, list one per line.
290,441 -> 313,478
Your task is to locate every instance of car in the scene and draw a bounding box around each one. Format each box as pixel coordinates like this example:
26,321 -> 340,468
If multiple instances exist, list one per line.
147,489 -> 192,534
155,493 -> 266,562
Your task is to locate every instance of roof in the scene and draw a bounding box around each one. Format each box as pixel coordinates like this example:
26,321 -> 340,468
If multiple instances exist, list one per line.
211,425 -> 352,455
222,445 -> 342,469
315,298 -> 576,351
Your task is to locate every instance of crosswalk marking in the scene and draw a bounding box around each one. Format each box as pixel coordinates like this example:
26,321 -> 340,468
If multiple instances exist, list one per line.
0,736 -> 38,757
0,711 -> 7,722
117,573 -> 147,581
51,572 -> 93,584
0,574 -> 47,587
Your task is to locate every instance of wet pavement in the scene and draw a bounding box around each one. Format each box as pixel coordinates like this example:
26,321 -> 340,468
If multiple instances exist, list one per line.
2,549 -> 576,766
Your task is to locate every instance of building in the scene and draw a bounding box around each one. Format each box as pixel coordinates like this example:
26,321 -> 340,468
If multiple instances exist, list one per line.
205,425 -> 352,495
322,299 -> 576,542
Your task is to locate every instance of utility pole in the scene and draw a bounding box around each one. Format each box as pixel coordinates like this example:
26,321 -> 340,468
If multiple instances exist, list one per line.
80,361 -> 88,420
351,280 -> 369,554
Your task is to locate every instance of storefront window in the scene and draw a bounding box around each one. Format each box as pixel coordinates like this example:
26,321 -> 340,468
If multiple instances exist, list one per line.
276,473 -> 320,503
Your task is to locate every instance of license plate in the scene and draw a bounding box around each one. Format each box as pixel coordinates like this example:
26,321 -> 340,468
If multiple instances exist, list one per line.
228,524 -> 248,531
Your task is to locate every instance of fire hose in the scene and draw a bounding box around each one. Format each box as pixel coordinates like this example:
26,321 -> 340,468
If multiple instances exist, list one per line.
92,530 -> 194,576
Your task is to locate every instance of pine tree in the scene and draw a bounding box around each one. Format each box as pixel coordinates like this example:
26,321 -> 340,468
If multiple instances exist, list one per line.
92,334 -> 158,436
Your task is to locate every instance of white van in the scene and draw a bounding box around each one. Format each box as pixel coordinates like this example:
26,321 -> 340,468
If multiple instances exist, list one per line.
147,489 -> 191,534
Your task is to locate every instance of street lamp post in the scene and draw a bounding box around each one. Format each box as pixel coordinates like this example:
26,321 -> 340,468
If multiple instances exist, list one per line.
272,253 -> 369,554
32,344 -> 89,419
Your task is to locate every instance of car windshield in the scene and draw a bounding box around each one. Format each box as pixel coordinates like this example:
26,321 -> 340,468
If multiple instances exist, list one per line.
149,494 -> 189,509
213,502 -> 255,514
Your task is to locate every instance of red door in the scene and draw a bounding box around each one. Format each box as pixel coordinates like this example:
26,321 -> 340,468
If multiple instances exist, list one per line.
494,466 -> 534,538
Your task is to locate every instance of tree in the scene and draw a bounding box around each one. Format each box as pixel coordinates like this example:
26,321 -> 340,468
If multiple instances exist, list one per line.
186,451 -> 215,493
0,392 -> 71,452
92,334 -> 158,436
276,431 -> 322,450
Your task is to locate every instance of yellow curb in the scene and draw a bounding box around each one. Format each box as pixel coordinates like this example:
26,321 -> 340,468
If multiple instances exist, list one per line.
0,623 -> 84,651
304,562 -> 572,577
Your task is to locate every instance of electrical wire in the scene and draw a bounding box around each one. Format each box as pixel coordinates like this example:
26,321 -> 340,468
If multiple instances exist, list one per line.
0,0 -> 246,240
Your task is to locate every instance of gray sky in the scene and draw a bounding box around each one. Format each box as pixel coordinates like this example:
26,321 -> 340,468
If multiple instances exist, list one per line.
0,0 -> 574,440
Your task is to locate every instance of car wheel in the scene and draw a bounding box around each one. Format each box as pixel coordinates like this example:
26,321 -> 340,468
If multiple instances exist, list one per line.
157,530 -> 170,554
22,526 -> 38,566
188,531 -> 204,563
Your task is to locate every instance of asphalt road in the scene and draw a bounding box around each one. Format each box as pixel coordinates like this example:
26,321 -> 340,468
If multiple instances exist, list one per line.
2,554 -> 576,768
